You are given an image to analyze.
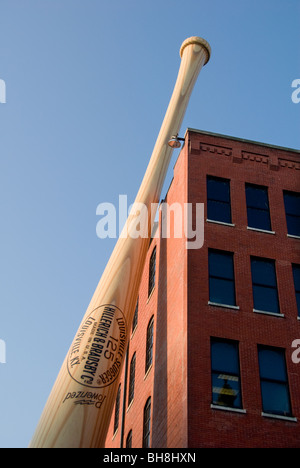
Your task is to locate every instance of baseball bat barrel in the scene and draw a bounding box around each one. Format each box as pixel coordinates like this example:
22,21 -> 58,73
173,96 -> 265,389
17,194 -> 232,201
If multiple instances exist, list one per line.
29,36 -> 211,448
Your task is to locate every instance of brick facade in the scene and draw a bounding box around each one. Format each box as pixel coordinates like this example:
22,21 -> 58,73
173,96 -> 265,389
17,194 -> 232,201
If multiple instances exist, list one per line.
104,129 -> 300,448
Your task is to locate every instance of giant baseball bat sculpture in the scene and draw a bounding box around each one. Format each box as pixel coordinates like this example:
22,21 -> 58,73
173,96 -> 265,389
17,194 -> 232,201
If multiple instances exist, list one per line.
29,36 -> 211,448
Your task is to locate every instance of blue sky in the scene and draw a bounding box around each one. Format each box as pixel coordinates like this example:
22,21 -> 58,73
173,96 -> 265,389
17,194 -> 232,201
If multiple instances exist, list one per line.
0,0 -> 299,448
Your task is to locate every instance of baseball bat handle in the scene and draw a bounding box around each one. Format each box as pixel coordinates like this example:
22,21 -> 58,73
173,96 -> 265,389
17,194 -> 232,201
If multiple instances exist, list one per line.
29,36 -> 211,448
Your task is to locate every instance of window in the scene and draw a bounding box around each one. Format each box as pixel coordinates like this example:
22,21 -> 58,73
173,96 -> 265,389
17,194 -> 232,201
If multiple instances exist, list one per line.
292,264 -> 300,317
246,183 -> 272,231
148,247 -> 156,296
258,345 -> 292,417
208,249 -> 236,307
128,352 -> 136,406
210,338 -> 242,409
207,176 -> 232,224
284,191 -> 300,237
145,316 -> 154,373
113,384 -> 121,434
143,397 -> 151,448
126,430 -> 132,448
251,257 -> 280,314
132,299 -> 138,332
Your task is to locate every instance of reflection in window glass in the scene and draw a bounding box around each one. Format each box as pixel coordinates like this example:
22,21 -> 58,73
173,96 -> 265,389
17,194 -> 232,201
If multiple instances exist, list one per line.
211,338 -> 242,409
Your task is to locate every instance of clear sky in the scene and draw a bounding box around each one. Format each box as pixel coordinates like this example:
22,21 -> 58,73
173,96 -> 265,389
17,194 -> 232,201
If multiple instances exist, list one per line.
0,0 -> 299,448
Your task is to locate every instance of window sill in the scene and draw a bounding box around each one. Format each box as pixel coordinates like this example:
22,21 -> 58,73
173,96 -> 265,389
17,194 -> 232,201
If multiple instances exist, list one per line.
287,234 -> 300,239
261,412 -> 297,423
253,309 -> 284,318
206,219 -> 235,227
211,404 -> 246,414
247,226 -> 275,235
208,301 -> 240,311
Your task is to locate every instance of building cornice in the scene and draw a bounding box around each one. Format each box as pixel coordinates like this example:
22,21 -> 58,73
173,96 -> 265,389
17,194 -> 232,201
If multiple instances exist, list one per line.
186,128 -> 300,155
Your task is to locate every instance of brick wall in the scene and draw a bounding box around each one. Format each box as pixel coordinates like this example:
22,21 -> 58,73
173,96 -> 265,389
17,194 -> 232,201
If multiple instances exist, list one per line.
105,129 -> 300,448
187,129 -> 300,447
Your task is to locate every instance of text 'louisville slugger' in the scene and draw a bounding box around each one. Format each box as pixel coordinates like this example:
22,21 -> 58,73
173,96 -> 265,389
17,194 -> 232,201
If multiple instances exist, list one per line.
29,36 -> 211,448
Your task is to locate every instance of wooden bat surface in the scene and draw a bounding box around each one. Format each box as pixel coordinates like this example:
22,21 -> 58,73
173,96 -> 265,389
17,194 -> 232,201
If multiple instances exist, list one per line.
29,36 -> 211,448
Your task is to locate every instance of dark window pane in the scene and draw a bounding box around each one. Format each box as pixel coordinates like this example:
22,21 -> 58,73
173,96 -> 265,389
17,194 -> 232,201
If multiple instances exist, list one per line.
286,215 -> 300,237
126,430 -> 132,448
253,284 -> 279,313
284,191 -> 300,215
207,177 -> 230,202
284,191 -> 300,236
258,346 -> 292,417
260,381 -> 291,416
292,265 -> 300,316
207,176 -> 231,223
113,385 -> 121,433
246,184 -> 271,231
143,398 -> 151,448
246,185 -> 269,209
128,353 -> 136,406
148,247 -> 156,296
132,299 -> 138,331
145,317 -> 154,372
292,265 -> 300,289
251,258 -> 277,287
209,250 -> 234,280
258,348 -> 287,381
251,258 -> 279,313
207,200 -> 231,223
209,250 -> 236,306
247,207 -> 271,231
211,340 -> 239,374
296,292 -> 300,316
209,277 -> 236,306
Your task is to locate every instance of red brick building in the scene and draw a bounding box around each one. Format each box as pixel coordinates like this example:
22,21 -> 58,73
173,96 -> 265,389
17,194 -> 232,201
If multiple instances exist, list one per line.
104,129 -> 300,448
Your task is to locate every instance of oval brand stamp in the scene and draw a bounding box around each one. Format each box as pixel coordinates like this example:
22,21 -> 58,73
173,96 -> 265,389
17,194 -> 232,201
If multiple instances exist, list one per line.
67,304 -> 127,388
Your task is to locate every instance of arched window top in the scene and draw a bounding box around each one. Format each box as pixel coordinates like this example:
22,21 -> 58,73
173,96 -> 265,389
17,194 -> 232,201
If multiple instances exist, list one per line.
126,429 -> 132,448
